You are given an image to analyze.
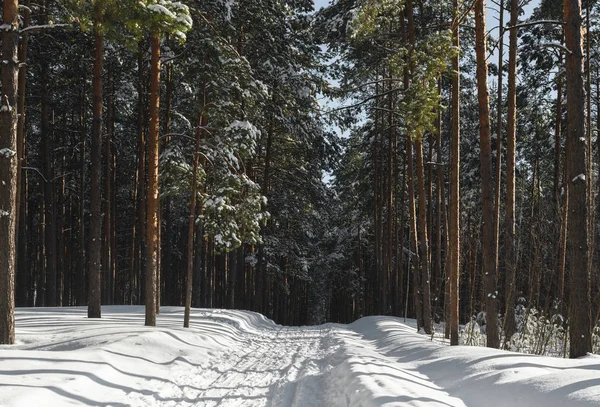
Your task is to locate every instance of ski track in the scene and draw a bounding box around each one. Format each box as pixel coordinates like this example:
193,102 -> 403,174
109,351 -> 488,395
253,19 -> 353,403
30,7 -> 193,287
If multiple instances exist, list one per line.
129,318 -> 341,407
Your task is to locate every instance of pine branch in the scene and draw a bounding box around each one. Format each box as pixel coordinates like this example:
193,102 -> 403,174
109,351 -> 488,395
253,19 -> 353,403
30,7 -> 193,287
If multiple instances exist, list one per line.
20,23 -> 71,34
505,20 -> 564,31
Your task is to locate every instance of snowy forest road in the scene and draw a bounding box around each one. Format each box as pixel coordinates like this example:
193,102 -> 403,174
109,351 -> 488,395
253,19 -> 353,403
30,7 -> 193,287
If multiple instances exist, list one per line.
186,326 -> 337,406
1,307 -> 599,406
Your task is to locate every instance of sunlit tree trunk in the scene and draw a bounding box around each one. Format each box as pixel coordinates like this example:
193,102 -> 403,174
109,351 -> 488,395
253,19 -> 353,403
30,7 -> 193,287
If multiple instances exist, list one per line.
449,0 -> 461,345
0,0 -> 19,345
146,27 -> 161,326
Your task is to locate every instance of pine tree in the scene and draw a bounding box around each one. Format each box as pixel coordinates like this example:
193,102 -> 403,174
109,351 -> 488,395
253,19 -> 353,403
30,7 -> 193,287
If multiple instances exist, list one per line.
449,0 -> 461,346
138,0 -> 192,326
503,0 -> 519,344
474,0 -> 499,348
0,0 -> 20,345
564,0 -> 592,358
88,1 -> 104,318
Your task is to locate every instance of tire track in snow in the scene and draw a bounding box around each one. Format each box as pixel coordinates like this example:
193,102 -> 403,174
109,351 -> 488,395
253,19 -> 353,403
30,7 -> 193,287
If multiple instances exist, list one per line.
138,323 -> 342,407
199,326 -> 334,406
180,327 -> 335,407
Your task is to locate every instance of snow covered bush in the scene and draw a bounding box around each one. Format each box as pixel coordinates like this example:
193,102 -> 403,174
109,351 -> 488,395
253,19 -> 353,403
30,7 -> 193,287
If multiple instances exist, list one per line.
459,318 -> 485,347
506,308 -> 566,356
592,325 -> 600,355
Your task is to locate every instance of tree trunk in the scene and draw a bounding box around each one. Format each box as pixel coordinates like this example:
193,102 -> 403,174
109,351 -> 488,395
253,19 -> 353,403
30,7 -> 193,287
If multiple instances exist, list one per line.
146,27 -> 161,327
41,68 -> 56,307
104,60 -> 114,305
373,73 -> 381,315
503,0 -> 518,345
493,0 -> 504,284
415,138 -> 432,334
163,61 -> 174,305
585,4 -> 593,283
396,140 -> 405,317
184,109 -> 204,328
554,65 -> 562,207
564,0 -> 592,358
0,0 -> 19,345
475,0 -> 499,348
433,81 -> 442,313
449,0 -> 461,345
407,138 -> 423,329
595,70 -> 600,324
555,57 -> 565,310
386,73 -> 394,316
15,0 -> 30,307
56,113 -> 65,306
77,90 -> 87,306
130,42 -> 147,305
88,14 -> 103,319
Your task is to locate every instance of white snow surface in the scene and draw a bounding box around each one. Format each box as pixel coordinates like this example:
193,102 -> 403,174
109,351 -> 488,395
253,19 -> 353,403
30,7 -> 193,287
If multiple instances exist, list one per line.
1,306 -> 599,406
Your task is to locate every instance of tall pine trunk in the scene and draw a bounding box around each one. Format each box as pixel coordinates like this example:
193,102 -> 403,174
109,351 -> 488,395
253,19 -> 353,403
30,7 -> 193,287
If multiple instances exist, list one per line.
103,60 -> 114,305
88,13 -> 103,318
564,0 -> 591,358
15,0 -> 30,307
449,0 -> 461,345
146,27 -> 161,327
0,0 -> 19,345
493,0 -> 504,284
184,112 -> 203,328
415,138 -> 432,334
77,90 -> 87,306
163,61 -> 174,305
407,138 -> 423,329
475,0 -> 499,348
503,0 -> 518,344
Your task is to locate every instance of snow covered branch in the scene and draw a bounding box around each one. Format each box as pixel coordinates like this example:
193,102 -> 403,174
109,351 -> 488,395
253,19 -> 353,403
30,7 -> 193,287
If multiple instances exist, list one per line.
20,24 -> 71,34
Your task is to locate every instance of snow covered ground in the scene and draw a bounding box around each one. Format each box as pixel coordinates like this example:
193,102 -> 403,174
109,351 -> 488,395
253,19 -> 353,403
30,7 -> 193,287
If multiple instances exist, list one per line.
1,306 -> 599,406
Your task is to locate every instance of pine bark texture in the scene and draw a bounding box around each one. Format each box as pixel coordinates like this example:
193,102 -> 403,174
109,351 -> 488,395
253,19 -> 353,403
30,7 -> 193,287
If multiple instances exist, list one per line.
449,0 -> 461,346
0,0 -> 19,345
564,0 -> 592,358
146,28 -> 161,327
475,0 -> 499,348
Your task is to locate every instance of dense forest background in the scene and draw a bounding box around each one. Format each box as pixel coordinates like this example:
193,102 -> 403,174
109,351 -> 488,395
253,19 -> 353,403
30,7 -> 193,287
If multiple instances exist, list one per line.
0,0 -> 599,357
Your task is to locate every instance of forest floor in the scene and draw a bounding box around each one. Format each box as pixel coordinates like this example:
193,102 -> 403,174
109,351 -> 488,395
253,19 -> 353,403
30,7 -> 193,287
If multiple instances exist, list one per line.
1,306 -> 599,406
